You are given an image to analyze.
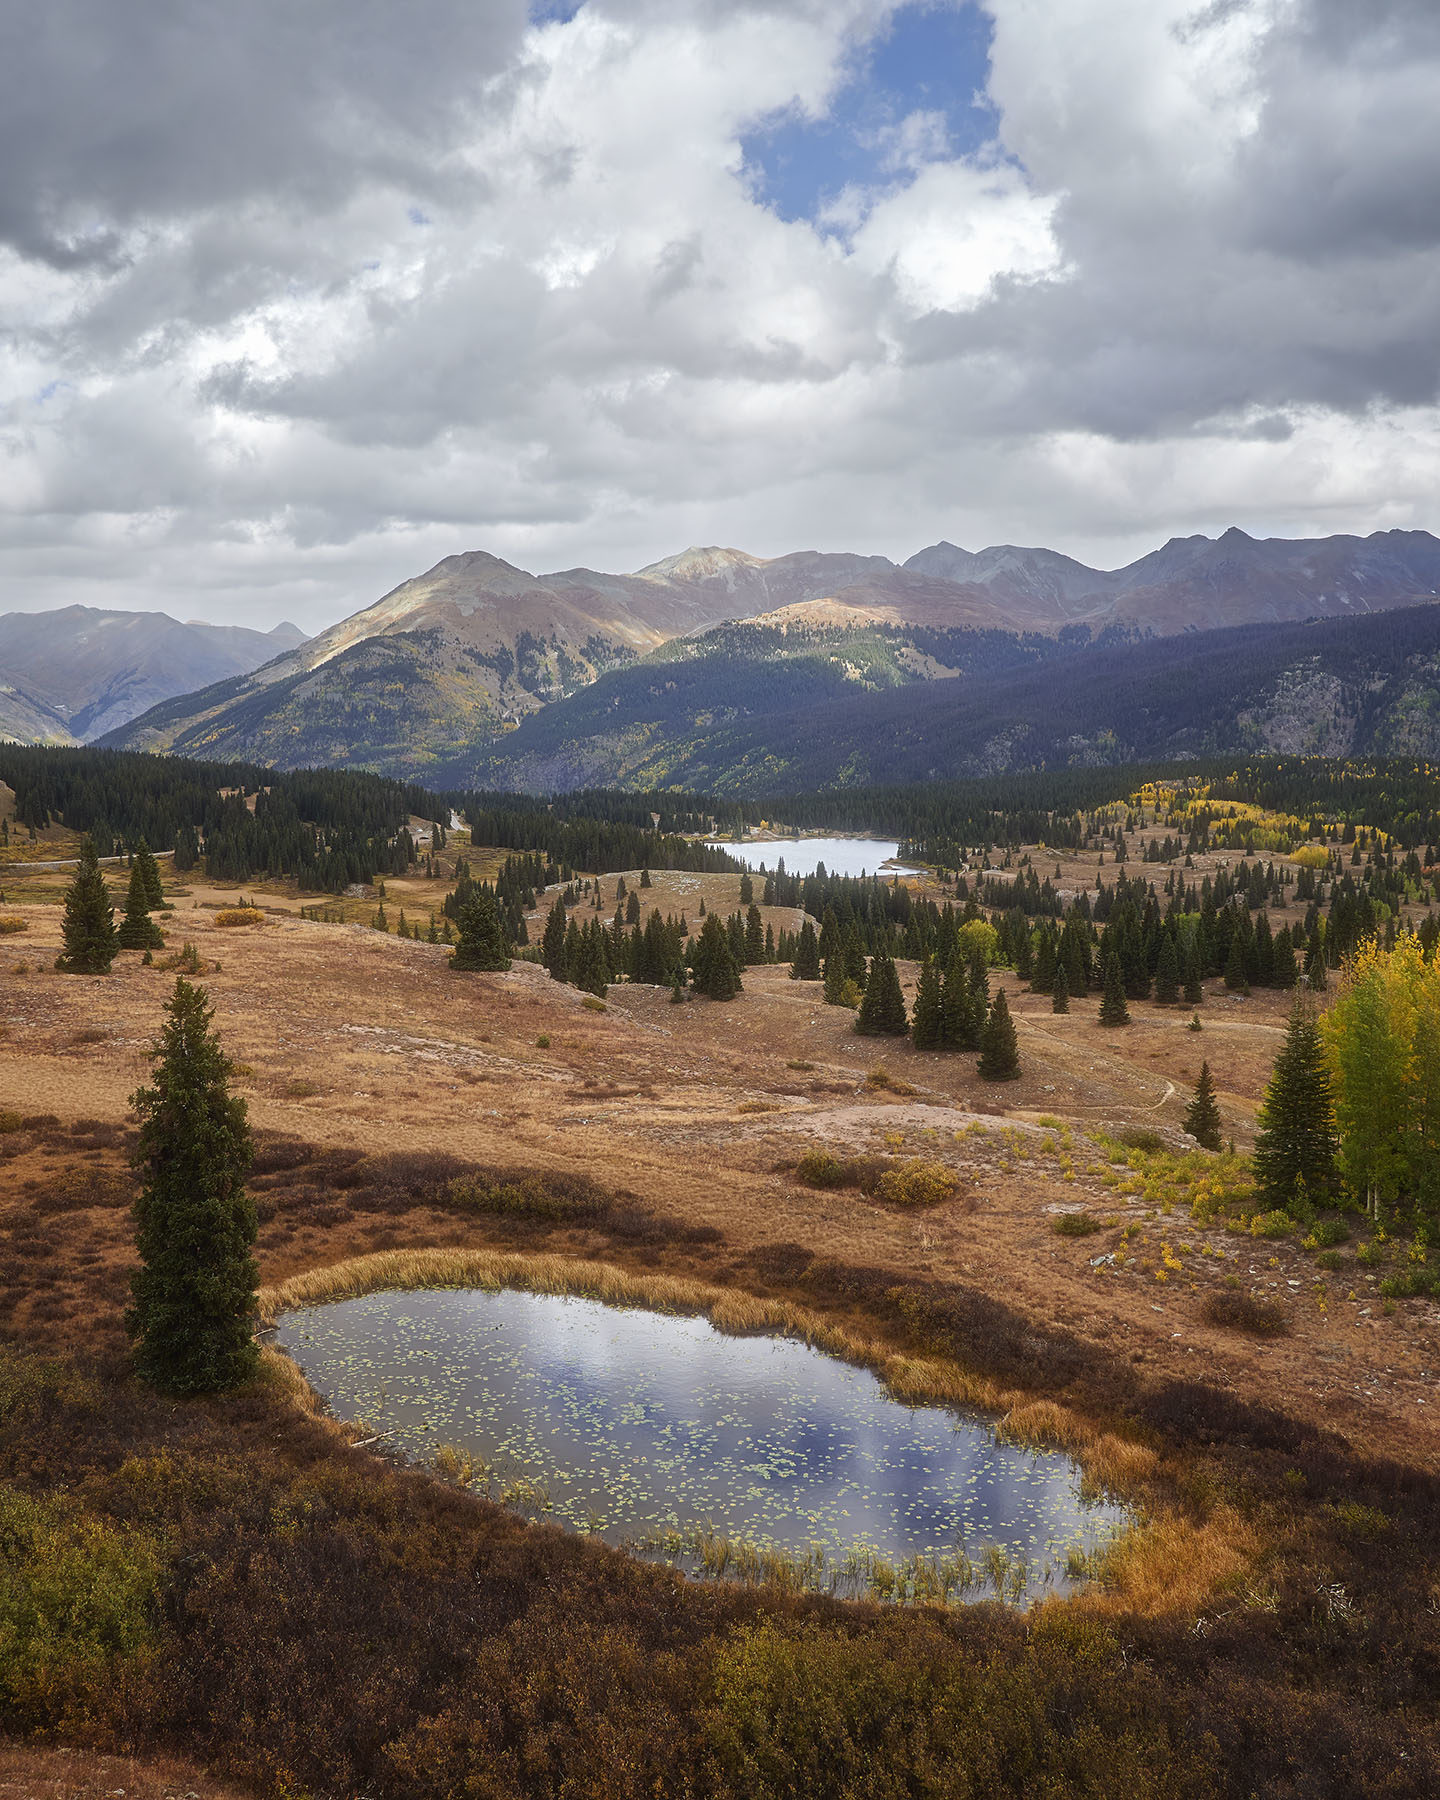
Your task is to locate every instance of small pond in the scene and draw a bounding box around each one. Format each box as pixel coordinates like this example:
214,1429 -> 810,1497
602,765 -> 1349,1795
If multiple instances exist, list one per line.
706,836 -> 921,881
276,1288 -> 1126,1604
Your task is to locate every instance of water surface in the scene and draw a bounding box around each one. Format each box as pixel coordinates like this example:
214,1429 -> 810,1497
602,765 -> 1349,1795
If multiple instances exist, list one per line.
277,1288 -> 1123,1601
707,835 -> 920,880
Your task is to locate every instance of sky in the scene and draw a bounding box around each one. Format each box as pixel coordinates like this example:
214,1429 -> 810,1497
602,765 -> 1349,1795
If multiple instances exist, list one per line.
2,0 -> 1438,630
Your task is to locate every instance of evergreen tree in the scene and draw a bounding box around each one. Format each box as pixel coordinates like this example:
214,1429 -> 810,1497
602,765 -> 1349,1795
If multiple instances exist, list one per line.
116,858 -> 165,950
1252,1003 -> 1339,1211
1030,931 -> 1056,994
977,990 -> 1021,1080
127,979 -> 258,1395
55,837 -> 118,974
739,873 -> 753,905
822,954 -> 848,1006
855,953 -> 907,1036
942,947 -> 979,1049
1184,1061 -> 1223,1151
790,919 -> 821,981
691,912 -> 742,1000
1223,932 -> 1250,993
1098,952 -> 1130,1026
1154,933 -> 1180,1005
1182,941 -> 1204,1006
1271,928 -> 1298,989
910,957 -> 944,1050
450,890 -> 512,972
1051,967 -> 1069,1014
745,903 -> 766,965
134,839 -> 166,910
542,897 -> 568,977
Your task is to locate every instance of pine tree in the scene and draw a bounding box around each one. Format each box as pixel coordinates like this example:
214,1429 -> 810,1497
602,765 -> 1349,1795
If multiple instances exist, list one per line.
127,979 -> 258,1394
1051,967 -> 1069,1014
822,955 -> 848,1005
1182,941 -> 1204,1006
1098,952 -> 1130,1026
134,839 -> 166,910
790,919 -> 821,981
1223,932 -> 1250,993
55,837 -> 118,974
450,891 -> 511,972
1184,1061 -> 1223,1151
942,947 -> 978,1049
542,897 -> 568,978
910,957 -> 944,1050
1154,933 -> 1180,1005
1252,1003 -> 1338,1210
977,990 -> 1021,1080
691,912 -> 742,1000
745,903 -> 765,965
855,953 -> 907,1036
116,859 -> 165,950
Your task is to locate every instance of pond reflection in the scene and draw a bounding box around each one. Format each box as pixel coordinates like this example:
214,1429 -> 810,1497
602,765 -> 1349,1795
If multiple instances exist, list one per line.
276,1288 -> 1125,1603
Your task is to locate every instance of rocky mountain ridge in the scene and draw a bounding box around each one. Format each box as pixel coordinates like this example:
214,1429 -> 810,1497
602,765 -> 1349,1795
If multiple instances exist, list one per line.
93,526 -> 1440,778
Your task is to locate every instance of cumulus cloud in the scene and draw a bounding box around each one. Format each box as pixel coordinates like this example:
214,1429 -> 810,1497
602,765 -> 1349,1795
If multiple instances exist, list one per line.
0,0 -> 1437,627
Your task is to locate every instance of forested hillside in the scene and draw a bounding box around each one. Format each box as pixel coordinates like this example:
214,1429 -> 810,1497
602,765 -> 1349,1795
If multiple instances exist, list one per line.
473,603 -> 1440,795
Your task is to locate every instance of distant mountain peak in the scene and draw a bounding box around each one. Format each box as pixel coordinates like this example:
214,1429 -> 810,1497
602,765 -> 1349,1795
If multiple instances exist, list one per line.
634,546 -> 766,582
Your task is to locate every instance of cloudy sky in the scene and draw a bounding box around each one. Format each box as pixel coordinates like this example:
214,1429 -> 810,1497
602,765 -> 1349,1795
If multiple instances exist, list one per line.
2,0 -> 1438,629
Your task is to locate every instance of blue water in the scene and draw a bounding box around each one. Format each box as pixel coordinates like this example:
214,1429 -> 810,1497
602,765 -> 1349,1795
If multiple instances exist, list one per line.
706,835 -> 920,880
276,1288 -> 1123,1599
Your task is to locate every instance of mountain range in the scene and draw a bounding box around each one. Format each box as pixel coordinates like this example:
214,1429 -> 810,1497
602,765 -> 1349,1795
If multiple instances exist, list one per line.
0,607 -> 306,745
60,524 -> 1440,789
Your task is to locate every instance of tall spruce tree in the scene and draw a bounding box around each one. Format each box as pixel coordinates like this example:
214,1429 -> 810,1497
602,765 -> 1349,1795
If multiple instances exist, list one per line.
134,839 -> 166,910
1184,1061 -> 1223,1151
977,989 -> 1021,1080
855,953 -> 907,1036
55,837 -> 118,974
910,957 -> 944,1050
117,859 -> 165,950
1154,934 -> 1180,1005
745,903 -> 766,965
1098,952 -> 1130,1027
541,897 -> 568,977
942,947 -> 979,1048
450,890 -> 512,972
1051,967 -> 1069,1014
1182,941 -> 1204,1006
127,979 -> 258,1394
691,912 -> 742,1000
1223,932 -> 1250,994
1252,1003 -> 1338,1210
790,919 -> 821,981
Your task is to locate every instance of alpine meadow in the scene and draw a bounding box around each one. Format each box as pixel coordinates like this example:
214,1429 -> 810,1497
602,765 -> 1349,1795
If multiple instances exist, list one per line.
4,3 -> 1440,1798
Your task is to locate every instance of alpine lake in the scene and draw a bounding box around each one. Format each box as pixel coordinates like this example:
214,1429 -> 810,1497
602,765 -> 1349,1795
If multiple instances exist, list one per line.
275,1288 -> 1127,1606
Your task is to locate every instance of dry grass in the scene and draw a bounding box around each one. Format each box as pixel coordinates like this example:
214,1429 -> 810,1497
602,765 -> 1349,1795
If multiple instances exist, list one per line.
1081,1503 -> 1257,1618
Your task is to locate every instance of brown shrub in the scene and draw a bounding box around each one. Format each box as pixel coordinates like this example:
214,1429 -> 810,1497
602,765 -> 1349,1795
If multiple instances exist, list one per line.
214,907 -> 265,927
1202,1290 -> 1291,1336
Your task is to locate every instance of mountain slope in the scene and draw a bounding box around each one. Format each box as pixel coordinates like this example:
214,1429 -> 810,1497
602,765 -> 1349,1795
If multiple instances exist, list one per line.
473,602 -> 1440,794
0,606 -> 305,743
99,526 -> 1440,780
